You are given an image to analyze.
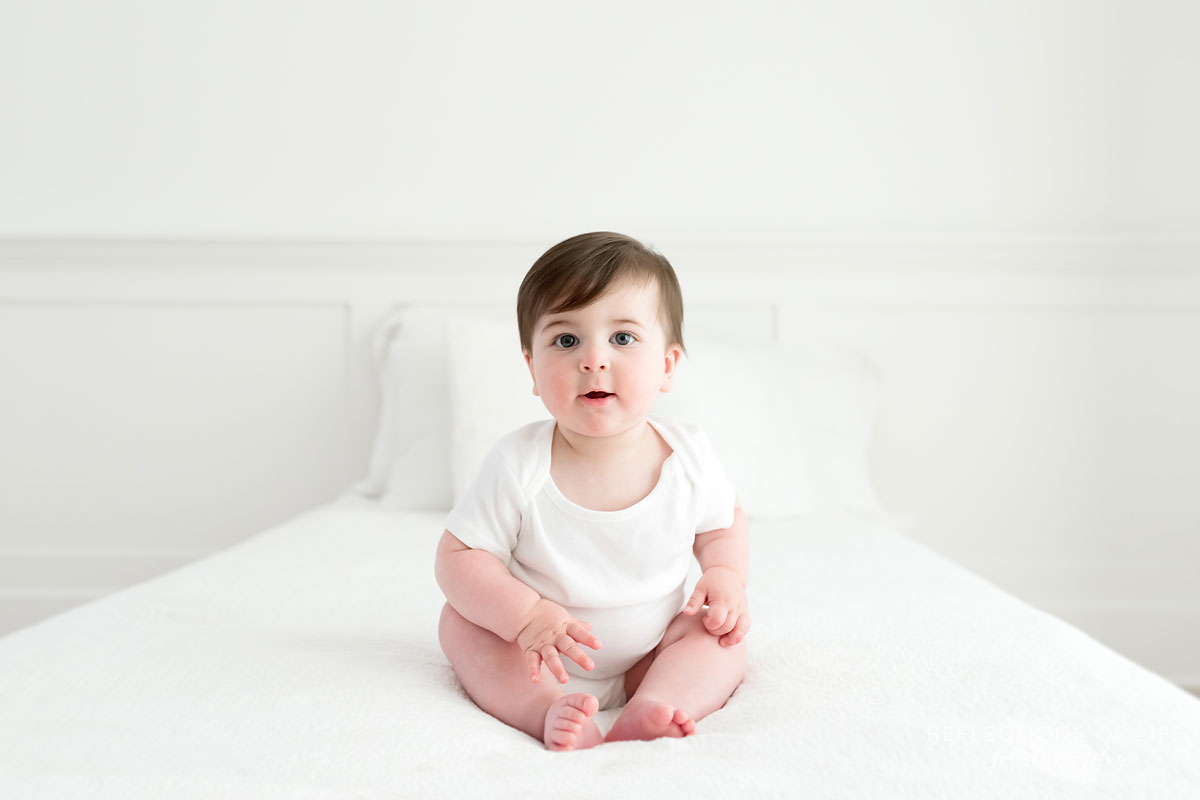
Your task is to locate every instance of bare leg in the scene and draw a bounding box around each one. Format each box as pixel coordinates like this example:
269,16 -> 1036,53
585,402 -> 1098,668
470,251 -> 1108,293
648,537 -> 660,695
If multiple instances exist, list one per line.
606,610 -> 746,742
438,602 -> 603,750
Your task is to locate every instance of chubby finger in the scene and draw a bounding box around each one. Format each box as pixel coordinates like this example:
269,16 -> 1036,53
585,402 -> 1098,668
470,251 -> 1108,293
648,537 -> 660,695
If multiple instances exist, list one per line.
703,603 -> 729,632
541,646 -> 569,684
720,613 -> 752,646
557,634 -> 594,672
683,586 -> 706,615
527,650 -> 543,683
567,623 -> 601,650
712,615 -> 737,637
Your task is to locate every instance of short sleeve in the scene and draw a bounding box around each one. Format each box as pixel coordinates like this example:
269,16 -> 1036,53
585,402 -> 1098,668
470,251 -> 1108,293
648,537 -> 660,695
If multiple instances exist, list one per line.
442,446 -> 524,566
692,428 -> 738,534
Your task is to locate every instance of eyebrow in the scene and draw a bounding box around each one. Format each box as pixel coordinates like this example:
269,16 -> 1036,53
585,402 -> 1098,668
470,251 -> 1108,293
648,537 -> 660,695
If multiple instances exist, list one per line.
542,317 -> 645,331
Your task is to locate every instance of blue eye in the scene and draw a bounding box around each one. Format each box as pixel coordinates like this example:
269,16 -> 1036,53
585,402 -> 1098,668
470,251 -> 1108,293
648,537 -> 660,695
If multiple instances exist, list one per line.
551,331 -> 636,348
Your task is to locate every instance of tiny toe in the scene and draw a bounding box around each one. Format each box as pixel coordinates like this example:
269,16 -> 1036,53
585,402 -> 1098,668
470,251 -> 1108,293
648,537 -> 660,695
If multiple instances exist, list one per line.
544,693 -> 607,751
568,693 -> 599,716
648,703 -> 674,727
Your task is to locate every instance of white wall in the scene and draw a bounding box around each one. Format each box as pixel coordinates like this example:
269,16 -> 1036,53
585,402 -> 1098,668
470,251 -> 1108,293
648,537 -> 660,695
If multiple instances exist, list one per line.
1,0 -> 1197,238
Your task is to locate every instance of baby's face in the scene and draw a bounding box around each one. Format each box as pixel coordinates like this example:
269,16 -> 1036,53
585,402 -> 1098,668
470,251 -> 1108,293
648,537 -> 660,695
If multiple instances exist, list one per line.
523,278 -> 681,440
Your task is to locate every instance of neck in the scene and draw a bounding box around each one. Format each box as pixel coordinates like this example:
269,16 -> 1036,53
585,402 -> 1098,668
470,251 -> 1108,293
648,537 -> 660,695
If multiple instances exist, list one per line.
554,419 -> 649,466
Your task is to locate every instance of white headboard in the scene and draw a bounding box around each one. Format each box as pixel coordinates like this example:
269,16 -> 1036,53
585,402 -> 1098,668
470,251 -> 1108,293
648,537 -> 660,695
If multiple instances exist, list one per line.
2,236 -> 1199,690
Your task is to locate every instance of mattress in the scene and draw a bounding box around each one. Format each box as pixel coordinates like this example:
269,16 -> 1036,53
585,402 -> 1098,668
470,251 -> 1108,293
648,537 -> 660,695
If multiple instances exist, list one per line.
1,497 -> 1198,799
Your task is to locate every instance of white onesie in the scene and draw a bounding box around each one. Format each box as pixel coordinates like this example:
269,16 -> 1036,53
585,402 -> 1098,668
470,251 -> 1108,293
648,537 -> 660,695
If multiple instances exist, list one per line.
443,415 -> 737,705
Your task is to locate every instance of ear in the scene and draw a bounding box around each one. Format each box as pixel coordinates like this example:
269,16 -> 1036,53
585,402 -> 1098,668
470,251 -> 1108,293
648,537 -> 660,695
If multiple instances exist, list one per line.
659,343 -> 683,393
523,350 -> 539,397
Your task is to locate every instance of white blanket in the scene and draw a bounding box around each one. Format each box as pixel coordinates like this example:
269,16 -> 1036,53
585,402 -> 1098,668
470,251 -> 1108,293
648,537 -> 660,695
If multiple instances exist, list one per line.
2,499 -> 1198,798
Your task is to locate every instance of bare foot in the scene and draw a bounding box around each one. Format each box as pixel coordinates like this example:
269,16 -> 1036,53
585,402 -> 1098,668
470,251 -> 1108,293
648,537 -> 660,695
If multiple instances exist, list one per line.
603,699 -> 696,743
543,693 -> 604,751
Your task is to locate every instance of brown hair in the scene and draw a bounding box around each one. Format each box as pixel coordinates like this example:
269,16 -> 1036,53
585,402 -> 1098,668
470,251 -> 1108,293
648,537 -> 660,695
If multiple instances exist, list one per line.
517,232 -> 685,357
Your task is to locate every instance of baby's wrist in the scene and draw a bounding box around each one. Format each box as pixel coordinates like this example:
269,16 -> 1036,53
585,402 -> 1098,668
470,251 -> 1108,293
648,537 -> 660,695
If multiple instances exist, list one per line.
702,564 -> 746,587
511,596 -> 546,642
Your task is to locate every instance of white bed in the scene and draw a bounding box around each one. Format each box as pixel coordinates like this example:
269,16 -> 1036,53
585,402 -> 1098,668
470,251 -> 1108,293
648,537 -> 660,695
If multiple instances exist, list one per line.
2,498 -> 1199,798
3,305 -> 1200,798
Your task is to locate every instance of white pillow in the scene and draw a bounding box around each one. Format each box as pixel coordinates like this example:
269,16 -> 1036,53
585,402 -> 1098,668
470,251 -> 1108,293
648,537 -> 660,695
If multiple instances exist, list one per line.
347,307 -> 454,511
791,344 -> 898,521
649,337 -> 820,518
670,338 -> 898,520
355,306 -> 906,526
443,313 -> 552,503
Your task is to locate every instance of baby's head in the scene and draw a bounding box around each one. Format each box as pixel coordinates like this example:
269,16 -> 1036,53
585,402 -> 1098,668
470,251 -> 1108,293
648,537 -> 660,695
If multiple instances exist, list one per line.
517,232 -> 686,438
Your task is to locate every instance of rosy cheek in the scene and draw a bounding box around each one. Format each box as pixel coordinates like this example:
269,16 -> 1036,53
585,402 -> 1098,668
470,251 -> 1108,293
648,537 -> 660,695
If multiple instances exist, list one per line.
548,374 -> 574,400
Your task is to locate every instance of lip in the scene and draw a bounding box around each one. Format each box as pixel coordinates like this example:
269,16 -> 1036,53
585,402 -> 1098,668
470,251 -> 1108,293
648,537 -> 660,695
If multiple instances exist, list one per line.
579,392 -> 615,407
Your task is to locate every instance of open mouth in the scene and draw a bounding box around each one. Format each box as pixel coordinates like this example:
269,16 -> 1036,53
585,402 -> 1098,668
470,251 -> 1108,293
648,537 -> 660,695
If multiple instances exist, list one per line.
583,391 -> 614,399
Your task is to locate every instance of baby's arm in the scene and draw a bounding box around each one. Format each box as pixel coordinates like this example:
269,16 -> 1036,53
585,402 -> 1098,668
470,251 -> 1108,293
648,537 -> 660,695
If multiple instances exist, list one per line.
684,501 -> 751,647
434,530 -> 600,682
435,529 -> 539,642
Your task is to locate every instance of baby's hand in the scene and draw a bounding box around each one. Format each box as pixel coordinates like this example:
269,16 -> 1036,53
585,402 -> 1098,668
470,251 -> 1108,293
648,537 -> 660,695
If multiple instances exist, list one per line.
683,566 -> 751,647
516,598 -> 602,685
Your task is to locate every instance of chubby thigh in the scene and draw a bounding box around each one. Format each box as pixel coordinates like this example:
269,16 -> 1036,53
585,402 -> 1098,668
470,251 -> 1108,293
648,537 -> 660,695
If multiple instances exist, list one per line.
560,587 -> 686,680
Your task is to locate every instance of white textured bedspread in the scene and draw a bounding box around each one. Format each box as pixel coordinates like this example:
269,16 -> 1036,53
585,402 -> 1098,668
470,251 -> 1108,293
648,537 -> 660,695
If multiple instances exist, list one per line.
2,498 -> 1198,799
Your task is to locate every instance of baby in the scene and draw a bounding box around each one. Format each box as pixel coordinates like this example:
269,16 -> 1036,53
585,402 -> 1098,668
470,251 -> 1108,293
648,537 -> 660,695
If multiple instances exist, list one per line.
434,231 -> 750,751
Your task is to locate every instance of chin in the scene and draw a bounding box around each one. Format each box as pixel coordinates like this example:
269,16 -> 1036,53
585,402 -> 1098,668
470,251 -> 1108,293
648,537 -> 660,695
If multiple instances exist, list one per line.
559,416 -> 616,437
586,416 -> 650,437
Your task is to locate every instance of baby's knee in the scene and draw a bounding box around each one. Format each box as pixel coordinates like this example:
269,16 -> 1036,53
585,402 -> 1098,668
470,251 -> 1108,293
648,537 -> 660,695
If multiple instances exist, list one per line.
438,602 -> 477,656
438,601 -> 459,628
437,602 -> 455,648
439,602 -> 523,672
656,610 -> 710,652
658,611 -> 749,662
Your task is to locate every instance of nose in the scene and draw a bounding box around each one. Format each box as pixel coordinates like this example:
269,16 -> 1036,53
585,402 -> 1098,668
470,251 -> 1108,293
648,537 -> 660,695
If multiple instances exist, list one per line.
578,342 -> 609,372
